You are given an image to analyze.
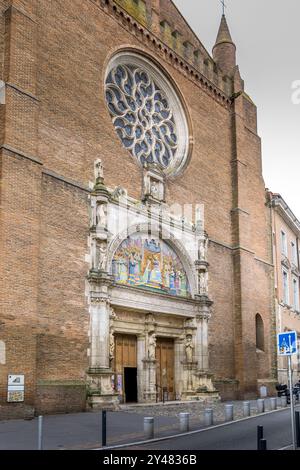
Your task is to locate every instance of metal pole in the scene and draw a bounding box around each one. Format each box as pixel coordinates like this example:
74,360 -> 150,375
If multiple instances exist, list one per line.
295,411 -> 300,448
102,410 -> 107,447
288,355 -> 296,450
38,415 -> 43,451
257,425 -> 263,450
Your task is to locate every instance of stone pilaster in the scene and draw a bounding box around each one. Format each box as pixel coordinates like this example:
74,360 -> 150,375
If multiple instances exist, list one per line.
86,160 -> 118,409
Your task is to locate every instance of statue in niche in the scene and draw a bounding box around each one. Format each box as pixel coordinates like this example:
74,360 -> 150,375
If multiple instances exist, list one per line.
98,241 -> 107,271
148,332 -> 156,360
199,237 -> 208,261
199,271 -> 208,294
96,203 -> 107,228
150,180 -> 159,198
109,328 -> 115,362
94,159 -> 104,181
185,334 -> 194,363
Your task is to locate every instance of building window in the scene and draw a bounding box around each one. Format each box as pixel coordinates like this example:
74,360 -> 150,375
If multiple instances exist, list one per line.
292,277 -> 300,311
282,269 -> 289,305
105,52 -> 189,177
255,314 -> 264,351
281,230 -> 288,256
291,241 -> 298,266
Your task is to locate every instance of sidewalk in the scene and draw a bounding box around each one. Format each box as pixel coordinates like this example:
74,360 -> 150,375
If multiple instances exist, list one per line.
0,398 -> 289,450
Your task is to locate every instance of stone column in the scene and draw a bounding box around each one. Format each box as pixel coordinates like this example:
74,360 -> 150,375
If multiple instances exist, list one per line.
174,338 -> 184,400
90,297 -> 110,370
137,334 -> 146,402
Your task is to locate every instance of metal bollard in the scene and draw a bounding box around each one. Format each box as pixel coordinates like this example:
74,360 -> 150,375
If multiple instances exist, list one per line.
243,401 -> 250,417
204,409 -> 213,426
257,425 -> 264,450
270,397 -> 277,411
276,397 -> 281,408
224,404 -> 234,422
144,417 -> 154,440
259,439 -> 267,450
281,396 -> 287,407
102,410 -> 107,447
257,399 -> 265,414
38,415 -> 43,451
296,411 -> 300,449
179,412 -> 190,432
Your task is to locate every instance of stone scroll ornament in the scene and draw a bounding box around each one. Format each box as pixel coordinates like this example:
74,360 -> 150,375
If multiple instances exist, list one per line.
105,64 -> 178,170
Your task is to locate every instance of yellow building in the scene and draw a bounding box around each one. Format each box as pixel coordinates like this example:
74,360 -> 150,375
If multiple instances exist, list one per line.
269,193 -> 300,384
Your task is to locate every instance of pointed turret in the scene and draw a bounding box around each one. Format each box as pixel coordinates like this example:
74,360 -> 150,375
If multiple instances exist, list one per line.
213,15 -> 236,77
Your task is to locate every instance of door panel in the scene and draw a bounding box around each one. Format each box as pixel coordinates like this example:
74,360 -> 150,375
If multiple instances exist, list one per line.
156,338 -> 175,401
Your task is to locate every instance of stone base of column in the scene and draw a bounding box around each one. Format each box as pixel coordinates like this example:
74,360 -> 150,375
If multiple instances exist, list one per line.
181,366 -> 220,401
142,359 -> 157,403
86,368 -> 119,410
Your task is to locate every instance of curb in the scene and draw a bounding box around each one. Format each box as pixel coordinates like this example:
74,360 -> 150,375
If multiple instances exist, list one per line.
95,404 -> 300,450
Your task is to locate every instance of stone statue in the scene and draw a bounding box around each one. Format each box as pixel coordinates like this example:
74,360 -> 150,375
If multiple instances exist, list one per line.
199,237 -> 208,261
185,334 -> 194,363
150,180 -> 158,198
98,241 -> 107,271
199,271 -> 208,294
96,203 -> 107,228
109,328 -> 115,361
148,332 -> 156,360
94,159 -> 104,180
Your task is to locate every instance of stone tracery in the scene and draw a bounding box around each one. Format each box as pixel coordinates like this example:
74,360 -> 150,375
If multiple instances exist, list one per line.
105,63 -> 178,169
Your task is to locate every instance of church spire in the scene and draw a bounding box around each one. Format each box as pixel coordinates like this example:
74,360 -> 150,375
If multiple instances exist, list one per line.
212,14 -> 236,77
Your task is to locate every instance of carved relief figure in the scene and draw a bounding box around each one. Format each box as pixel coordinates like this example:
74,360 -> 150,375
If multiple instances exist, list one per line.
185,334 -> 194,363
98,241 -> 107,271
148,332 -> 156,360
199,237 -> 208,261
96,203 -> 107,228
94,159 -> 104,180
109,328 -> 115,362
199,271 -> 208,294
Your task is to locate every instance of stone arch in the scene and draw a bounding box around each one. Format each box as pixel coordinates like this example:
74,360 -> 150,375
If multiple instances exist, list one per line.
108,223 -> 197,296
255,313 -> 265,351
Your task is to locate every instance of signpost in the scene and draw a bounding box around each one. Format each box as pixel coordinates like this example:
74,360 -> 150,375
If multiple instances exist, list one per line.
278,331 -> 298,450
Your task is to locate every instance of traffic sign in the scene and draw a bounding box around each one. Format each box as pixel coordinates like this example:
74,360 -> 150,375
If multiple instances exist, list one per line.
278,331 -> 298,356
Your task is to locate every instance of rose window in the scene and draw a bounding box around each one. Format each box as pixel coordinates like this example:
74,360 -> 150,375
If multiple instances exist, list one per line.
105,53 -> 189,177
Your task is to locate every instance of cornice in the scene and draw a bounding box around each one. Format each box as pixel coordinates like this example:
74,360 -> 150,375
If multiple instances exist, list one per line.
89,0 -> 232,110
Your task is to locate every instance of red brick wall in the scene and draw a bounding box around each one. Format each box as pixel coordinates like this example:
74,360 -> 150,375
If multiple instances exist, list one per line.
0,0 -> 276,414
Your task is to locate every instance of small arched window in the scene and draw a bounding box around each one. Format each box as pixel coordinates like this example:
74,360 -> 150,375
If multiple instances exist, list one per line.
256,314 -> 265,351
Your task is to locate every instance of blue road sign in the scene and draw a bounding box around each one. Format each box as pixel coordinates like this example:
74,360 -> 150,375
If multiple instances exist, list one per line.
278,331 -> 298,356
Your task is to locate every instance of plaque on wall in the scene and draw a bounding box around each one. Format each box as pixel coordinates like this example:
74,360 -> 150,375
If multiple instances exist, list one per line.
7,374 -> 25,402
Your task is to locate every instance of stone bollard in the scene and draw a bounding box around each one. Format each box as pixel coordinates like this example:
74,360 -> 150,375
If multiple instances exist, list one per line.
243,401 -> 250,417
179,412 -> 190,432
270,397 -> 277,411
144,417 -> 154,440
224,404 -> 234,422
257,399 -> 265,414
204,409 -> 213,426
281,396 -> 287,407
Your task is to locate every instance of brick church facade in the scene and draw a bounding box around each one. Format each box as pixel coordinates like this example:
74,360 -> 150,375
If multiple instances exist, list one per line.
0,0 -> 277,417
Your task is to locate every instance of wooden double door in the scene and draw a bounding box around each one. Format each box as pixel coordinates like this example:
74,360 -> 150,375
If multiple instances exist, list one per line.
156,337 -> 175,401
114,334 -> 175,402
114,334 -> 137,403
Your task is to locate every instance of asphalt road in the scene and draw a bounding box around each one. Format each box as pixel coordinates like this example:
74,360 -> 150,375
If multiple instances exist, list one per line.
126,406 -> 300,450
